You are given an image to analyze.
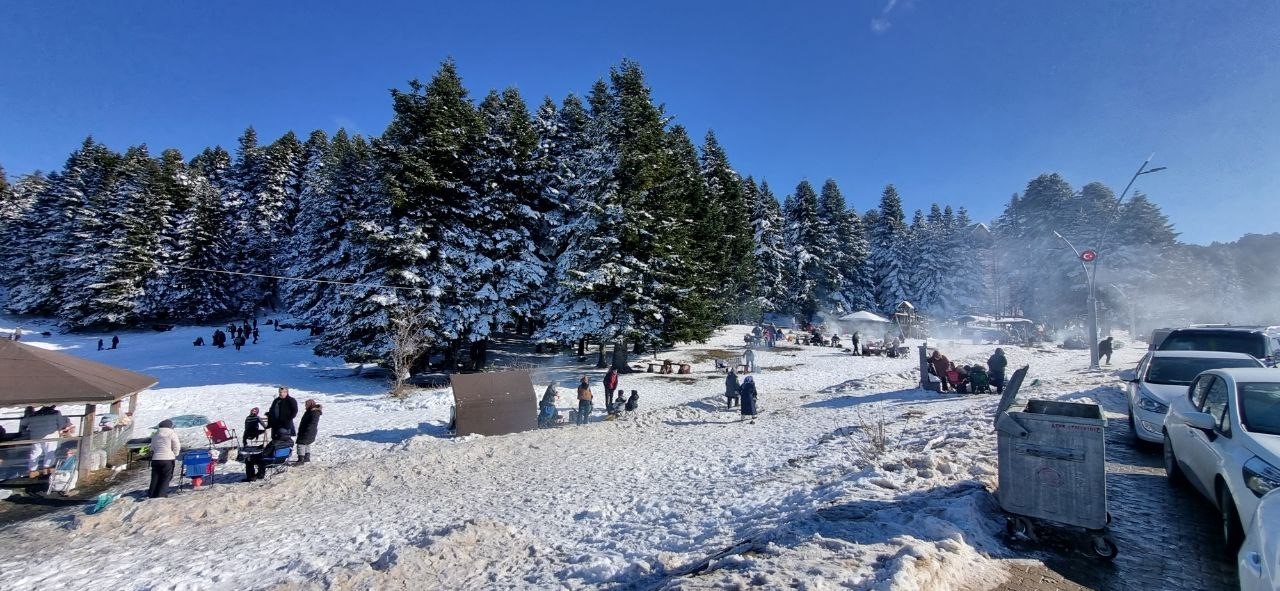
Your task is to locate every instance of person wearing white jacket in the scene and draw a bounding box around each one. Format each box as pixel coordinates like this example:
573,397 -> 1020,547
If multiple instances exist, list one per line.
147,419 -> 181,498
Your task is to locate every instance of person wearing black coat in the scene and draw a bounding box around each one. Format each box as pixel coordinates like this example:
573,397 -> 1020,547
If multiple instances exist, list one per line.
987,348 -> 1008,394
267,386 -> 299,438
295,400 -> 321,464
739,376 -> 758,417
1098,337 -> 1114,365
243,407 -> 266,445
245,433 -> 293,482
724,369 -> 740,409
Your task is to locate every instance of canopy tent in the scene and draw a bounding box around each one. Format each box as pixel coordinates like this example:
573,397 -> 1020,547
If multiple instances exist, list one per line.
0,340 -> 157,407
839,311 -> 891,323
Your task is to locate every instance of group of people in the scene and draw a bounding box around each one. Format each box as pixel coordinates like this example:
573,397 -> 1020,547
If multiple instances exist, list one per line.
198,319 -> 264,350
146,386 -> 323,497
928,347 -> 1008,394
723,369 -> 759,416
539,369 -> 638,427
95,335 -> 120,351
748,324 -> 784,348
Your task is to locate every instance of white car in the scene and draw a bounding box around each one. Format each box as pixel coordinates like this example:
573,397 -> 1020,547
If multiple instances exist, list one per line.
1121,351 -> 1263,443
1164,368 -> 1280,549
1240,488 -> 1280,591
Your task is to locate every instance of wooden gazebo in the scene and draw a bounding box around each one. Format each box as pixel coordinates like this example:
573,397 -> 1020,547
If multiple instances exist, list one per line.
0,340 -> 157,478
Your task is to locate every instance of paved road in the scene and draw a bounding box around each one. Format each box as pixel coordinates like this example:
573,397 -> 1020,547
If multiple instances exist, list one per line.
993,392 -> 1239,591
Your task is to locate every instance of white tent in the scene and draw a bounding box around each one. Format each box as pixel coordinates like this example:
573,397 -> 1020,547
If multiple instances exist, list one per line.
839,311 -> 891,323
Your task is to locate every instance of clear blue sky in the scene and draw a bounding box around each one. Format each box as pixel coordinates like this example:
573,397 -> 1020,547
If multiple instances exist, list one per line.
2,1 -> 1277,244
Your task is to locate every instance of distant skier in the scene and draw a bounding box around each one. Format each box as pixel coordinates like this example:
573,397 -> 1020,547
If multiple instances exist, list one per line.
725,368 -> 740,409
1098,337 -> 1114,365
739,376 -> 758,418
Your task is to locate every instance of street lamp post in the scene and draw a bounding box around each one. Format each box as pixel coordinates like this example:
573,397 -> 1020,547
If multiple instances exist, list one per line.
1083,155 -> 1167,369
1053,230 -> 1097,366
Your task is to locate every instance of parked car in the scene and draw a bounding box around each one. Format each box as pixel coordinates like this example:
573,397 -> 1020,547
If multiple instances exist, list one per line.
1163,368 -> 1280,550
1240,488 -> 1280,591
1157,326 -> 1280,367
1121,351 -> 1263,443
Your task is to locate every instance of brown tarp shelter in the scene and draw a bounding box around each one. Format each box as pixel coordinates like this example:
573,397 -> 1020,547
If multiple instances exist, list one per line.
0,339 -> 157,407
451,370 -> 537,436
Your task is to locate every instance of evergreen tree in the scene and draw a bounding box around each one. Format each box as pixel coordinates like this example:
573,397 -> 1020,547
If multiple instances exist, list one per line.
747,178 -> 789,314
783,180 -> 823,321
699,130 -> 756,322
869,184 -> 909,313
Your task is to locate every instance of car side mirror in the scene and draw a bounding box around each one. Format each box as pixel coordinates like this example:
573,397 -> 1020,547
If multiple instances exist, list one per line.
1184,412 -> 1217,432
1118,369 -> 1137,382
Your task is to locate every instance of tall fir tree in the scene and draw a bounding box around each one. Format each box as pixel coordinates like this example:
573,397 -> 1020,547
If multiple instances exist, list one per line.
783,180 -> 823,321
869,184 -> 909,313
699,130 -> 757,322
747,178 -> 789,314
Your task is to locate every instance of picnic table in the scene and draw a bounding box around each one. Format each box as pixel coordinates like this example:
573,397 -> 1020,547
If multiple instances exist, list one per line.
647,360 -> 691,374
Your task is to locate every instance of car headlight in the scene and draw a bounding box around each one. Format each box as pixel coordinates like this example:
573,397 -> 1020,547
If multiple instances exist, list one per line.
1136,393 -> 1168,414
1243,457 -> 1280,498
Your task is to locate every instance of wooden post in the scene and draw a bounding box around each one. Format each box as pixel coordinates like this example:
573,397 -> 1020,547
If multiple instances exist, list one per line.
109,400 -> 122,415
128,393 -> 138,415
79,404 -> 96,478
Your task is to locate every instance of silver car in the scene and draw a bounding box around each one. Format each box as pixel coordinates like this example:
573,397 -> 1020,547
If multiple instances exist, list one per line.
1121,351 -> 1263,444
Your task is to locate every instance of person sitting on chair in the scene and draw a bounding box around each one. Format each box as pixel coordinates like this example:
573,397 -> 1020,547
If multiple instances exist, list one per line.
245,432 -> 293,482
624,391 -> 639,413
243,407 -> 266,446
538,385 -> 561,427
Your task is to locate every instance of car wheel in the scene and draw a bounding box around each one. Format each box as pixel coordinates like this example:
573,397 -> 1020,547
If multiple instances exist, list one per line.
1163,433 -> 1186,487
1220,487 -> 1244,551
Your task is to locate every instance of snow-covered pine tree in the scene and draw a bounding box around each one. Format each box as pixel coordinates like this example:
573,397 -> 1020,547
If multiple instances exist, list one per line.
656,125 -> 715,343
282,129 -> 335,320
699,130 -> 757,322
783,180 -> 823,321
818,179 -> 865,314
7,138 -> 120,316
469,88 -> 545,343
869,184 -> 909,314
747,178 -> 789,314
136,149 -> 196,321
909,205 -> 950,315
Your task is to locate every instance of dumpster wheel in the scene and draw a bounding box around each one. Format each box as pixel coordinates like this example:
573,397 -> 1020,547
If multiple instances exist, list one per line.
1090,535 -> 1118,560
1005,516 -> 1038,542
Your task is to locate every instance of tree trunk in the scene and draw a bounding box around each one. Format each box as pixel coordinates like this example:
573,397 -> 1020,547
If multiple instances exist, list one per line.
613,339 -> 632,373
577,338 -> 586,357
596,341 -> 608,368
633,340 -> 645,355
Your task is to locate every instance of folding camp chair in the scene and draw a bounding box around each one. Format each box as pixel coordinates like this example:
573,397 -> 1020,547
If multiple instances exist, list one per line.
259,443 -> 294,479
180,449 -> 215,489
205,421 -> 238,448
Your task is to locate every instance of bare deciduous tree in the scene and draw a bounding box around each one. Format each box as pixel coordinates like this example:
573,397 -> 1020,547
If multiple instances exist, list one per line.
388,305 -> 431,398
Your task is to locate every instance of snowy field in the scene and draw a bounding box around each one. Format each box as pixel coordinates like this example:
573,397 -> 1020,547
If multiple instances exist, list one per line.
0,319 -> 1144,590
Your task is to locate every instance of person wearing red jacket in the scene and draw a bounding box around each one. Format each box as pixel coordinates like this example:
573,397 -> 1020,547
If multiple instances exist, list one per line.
603,367 -> 620,412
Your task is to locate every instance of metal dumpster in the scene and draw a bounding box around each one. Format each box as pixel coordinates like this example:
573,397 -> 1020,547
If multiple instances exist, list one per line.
993,366 -> 1117,559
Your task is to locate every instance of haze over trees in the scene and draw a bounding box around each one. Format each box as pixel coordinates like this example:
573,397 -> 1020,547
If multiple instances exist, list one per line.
0,60 -> 1273,367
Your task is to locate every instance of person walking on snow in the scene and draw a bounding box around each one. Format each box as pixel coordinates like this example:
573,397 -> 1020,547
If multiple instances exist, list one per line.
267,386 -> 299,438
97,338 -> 104,351
575,376 -> 593,425
724,368 -> 741,409
739,376 -> 758,417
743,348 -> 757,373
295,400 -> 321,464
110,335 -> 119,349
987,348 -> 1008,394
1098,337 -> 1114,365
603,367 -> 620,413
148,419 -> 180,498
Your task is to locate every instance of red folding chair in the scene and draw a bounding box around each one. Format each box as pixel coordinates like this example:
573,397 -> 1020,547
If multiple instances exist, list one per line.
204,421 -> 238,448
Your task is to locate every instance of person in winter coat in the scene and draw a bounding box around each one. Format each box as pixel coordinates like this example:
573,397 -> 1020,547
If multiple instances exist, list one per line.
252,327 -> 259,344
233,334 -> 246,351
23,406 -> 72,477
295,400 -> 321,464
148,419 -> 181,498
929,350 -> 952,392
243,407 -> 266,445
987,348 -> 1008,394
267,386 -> 299,438
603,367 -> 620,413
739,376 -> 758,417
575,376 -> 593,425
743,348 -> 757,373
245,432 -> 293,482
538,384 -> 561,427
1098,337 -> 1114,365
110,335 -> 119,349
851,332 -> 862,356
724,368 -> 741,409
97,338 -> 104,351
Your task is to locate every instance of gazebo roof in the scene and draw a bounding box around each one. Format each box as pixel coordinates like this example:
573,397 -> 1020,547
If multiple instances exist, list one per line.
0,340 -> 158,407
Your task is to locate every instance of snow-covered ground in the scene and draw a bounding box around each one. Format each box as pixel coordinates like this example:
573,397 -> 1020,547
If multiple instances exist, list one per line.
0,319 -> 1144,590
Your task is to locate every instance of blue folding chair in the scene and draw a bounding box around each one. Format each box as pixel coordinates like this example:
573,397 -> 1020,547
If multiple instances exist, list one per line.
259,443 -> 293,478
180,449 -> 214,489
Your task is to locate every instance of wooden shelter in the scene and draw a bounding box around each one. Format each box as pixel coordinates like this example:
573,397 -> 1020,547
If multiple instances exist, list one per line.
450,370 -> 537,437
0,340 -> 157,478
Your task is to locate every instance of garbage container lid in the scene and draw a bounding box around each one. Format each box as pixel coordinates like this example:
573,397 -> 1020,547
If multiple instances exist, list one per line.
993,365 -> 1030,428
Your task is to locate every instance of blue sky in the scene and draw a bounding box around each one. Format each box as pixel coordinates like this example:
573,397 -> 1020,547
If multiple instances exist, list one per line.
1,1 -> 1277,244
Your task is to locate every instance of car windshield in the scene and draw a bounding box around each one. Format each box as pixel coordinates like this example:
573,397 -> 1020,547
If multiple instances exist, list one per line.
1159,333 -> 1266,358
1238,382 -> 1280,436
1144,357 -> 1262,385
